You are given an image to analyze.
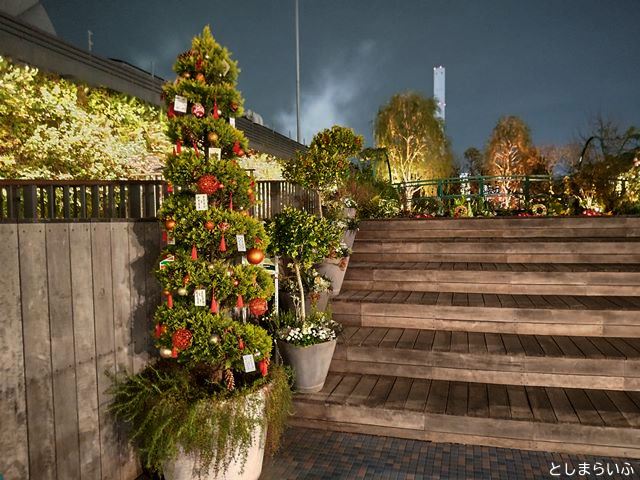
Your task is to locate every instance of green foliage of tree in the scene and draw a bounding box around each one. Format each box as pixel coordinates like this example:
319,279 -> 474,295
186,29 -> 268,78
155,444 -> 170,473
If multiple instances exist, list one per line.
279,125 -> 363,217
267,207 -> 342,320
0,56 -> 169,179
463,147 -> 484,176
374,92 -> 453,202
570,117 -> 640,212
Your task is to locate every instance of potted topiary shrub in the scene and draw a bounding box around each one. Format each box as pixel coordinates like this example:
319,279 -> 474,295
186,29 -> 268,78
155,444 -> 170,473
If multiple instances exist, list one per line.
109,27 -> 291,480
267,207 -> 343,392
278,125 -> 363,217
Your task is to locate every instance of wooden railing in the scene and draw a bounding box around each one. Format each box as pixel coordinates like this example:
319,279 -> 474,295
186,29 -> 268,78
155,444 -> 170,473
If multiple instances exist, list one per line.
0,179 -> 318,221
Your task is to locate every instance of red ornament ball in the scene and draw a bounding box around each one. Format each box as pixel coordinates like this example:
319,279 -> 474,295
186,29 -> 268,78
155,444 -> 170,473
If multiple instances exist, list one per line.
164,218 -> 176,231
246,247 -> 265,265
172,328 -> 193,351
197,174 -> 222,194
249,298 -> 268,316
191,103 -> 205,118
167,104 -> 176,119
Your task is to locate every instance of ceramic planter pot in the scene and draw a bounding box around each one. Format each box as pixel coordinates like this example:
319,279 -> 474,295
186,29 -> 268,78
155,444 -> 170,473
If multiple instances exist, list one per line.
278,339 -> 337,393
163,388 -> 267,480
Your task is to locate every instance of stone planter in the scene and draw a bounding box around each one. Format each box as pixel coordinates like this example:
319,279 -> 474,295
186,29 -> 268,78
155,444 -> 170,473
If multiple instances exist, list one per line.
278,339 -> 337,393
163,388 -> 267,480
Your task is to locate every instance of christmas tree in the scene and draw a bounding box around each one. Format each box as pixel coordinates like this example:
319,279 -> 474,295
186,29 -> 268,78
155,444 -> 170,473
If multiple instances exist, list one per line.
155,26 -> 274,388
110,28 -> 291,477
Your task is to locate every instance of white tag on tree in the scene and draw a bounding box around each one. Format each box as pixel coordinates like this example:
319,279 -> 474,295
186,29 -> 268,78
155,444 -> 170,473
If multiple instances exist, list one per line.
208,147 -> 221,160
194,289 -> 206,306
221,59 -> 230,76
173,95 -> 188,113
229,117 -> 236,127
243,354 -> 256,373
236,234 -> 246,252
195,194 -> 208,211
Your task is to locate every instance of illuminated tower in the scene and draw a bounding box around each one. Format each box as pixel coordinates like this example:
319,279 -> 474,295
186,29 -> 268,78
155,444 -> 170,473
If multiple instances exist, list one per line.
434,66 -> 445,121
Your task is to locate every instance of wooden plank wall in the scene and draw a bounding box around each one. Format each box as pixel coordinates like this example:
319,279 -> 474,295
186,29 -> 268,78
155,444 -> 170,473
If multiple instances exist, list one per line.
0,221 -> 161,480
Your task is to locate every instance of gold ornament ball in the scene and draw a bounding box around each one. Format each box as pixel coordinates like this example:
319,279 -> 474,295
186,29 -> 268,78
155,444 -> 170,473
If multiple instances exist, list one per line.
204,220 -> 215,231
207,263 -> 215,271
181,72 -> 191,78
164,218 -> 176,231
195,72 -> 206,83
207,132 -> 219,144
162,289 -> 171,297
177,287 -> 188,296
159,347 -> 173,358
209,334 -> 221,345
246,247 -> 265,265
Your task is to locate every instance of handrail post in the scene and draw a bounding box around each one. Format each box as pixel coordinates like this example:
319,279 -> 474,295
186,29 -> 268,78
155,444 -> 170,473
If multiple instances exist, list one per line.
23,185 -> 38,219
524,176 -> 531,206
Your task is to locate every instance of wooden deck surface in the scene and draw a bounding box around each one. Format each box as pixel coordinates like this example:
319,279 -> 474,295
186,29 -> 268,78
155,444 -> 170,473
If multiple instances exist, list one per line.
341,326 -> 640,359
336,289 -> 640,310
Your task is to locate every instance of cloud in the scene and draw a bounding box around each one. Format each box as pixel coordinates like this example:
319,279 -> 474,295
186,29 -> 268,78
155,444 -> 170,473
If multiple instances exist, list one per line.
274,40 -> 378,144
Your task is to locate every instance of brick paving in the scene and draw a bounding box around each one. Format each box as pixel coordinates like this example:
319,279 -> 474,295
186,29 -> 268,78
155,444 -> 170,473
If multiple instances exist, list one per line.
260,427 -> 640,480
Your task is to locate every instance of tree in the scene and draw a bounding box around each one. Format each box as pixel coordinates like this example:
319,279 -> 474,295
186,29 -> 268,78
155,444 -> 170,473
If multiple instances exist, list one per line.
463,147 -> 484,176
267,207 -> 341,321
111,27 -> 290,475
279,125 -> 362,217
484,116 -> 545,204
374,92 -> 453,203
0,56 -> 168,179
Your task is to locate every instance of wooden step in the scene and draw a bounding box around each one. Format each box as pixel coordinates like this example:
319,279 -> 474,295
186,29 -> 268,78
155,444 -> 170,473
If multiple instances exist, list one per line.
331,290 -> 640,337
357,226 -> 640,240
342,263 -> 640,296
332,327 -> 640,391
291,373 -> 640,458
351,239 -> 640,264
359,216 -> 640,232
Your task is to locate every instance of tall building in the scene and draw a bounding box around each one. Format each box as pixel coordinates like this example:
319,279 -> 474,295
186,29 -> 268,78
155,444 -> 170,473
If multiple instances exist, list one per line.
433,66 -> 445,121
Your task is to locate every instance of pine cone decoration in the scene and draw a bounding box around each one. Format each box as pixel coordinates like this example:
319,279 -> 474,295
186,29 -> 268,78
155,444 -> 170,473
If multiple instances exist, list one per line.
172,328 -> 193,351
197,174 -> 222,194
225,369 -> 235,391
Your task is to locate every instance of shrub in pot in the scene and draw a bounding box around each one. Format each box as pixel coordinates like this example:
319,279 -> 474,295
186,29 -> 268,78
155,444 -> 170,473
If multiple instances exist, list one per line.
109,27 -> 291,480
267,207 -> 343,392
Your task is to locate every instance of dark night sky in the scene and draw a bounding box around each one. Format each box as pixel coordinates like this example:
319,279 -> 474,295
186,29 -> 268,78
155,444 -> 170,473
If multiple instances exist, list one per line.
42,0 -> 640,156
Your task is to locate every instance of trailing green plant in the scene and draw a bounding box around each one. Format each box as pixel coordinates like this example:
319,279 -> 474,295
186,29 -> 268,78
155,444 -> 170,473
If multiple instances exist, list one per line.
109,362 -> 291,477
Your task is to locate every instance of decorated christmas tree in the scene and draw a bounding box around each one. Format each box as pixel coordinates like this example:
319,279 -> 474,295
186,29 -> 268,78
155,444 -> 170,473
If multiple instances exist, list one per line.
155,26 -> 275,386
110,28 -> 290,478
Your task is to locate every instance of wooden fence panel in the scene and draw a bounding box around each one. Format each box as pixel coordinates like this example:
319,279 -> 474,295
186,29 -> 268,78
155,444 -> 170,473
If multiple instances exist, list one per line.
70,223 -> 102,480
110,222 -> 139,479
46,224 -> 81,480
19,224 -> 57,480
0,224 -> 29,480
90,223 -> 120,480
129,223 -> 151,374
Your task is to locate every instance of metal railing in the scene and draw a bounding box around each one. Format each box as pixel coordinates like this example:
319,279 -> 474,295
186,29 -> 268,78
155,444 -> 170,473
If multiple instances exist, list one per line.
0,179 -> 317,221
396,174 -> 557,203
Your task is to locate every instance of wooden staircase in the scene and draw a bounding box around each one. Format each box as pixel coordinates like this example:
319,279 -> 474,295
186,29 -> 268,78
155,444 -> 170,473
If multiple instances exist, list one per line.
291,217 -> 640,458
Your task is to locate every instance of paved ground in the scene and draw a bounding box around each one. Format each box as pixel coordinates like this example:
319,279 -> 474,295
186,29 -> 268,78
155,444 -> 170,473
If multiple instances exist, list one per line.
260,427 -> 640,480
